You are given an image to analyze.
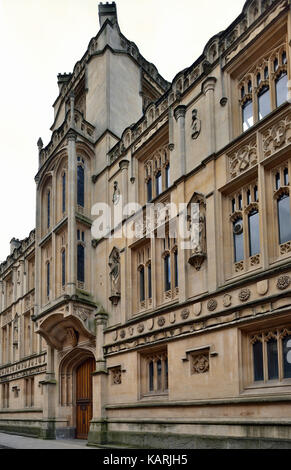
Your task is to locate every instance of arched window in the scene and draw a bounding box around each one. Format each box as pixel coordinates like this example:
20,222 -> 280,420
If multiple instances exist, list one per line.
147,178 -> 152,202
46,262 -> 50,299
62,173 -> 66,214
149,361 -> 154,392
174,250 -> 178,288
61,249 -> 66,288
147,264 -> 152,299
165,164 -> 170,189
164,254 -> 171,292
258,85 -> 270,120
233,218 -> 244,263
47,191 -> 51,229
275,71 -> 288,107
77,164 -> 85,208
77,244 -> 85,283
139,266 -> 145,302
248,210 -> 260,256
242,98 -> 253,131
156,171 -> 162,196
277,194 -> 291,245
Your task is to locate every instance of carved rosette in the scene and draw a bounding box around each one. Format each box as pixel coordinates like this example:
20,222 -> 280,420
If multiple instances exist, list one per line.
228,141 -> 257,179
277,275 -> 291,291
157,317 -> 166,327
137,324 -> 145,334
120,330 -> 126,339
239,288 -> 251,302
181,309 -> 190,320
207,299 -> 217,312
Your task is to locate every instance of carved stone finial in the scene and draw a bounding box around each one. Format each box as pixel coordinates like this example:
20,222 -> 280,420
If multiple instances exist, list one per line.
37,138 -> 43,151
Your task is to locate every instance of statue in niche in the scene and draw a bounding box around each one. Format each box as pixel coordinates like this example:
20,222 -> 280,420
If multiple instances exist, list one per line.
188,193 -> 207,270
191,109 -> 201,140
109,247 -> 121,305
112,181 -> 120,205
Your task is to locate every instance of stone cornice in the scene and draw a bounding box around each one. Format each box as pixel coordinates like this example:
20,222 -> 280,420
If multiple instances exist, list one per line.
0,230 -> 35,277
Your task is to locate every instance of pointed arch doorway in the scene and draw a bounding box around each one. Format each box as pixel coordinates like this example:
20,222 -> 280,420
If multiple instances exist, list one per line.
75,357 -> 95,439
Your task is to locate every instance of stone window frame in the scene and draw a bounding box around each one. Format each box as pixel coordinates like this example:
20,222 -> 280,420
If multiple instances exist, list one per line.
24,376 -> 35,408
229,179 -> 261,275
1,383 -> 9,409
243,324 -> 291,390
161,230 -> 179,304
144,145 -> 170,204
139,345 -> 168,399
136,242 -> 152,313
239,42 -> 288,132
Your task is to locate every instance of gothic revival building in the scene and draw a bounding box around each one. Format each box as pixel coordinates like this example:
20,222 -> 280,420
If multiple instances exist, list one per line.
0,0 -> 291,448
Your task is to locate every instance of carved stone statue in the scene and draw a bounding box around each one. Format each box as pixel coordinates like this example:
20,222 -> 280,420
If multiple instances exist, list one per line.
191,109 -> 201,140
109,247 -> 121,305
188,193 -> 207,270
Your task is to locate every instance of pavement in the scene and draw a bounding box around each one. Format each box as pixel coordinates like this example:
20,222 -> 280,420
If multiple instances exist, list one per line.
0,432 -> 95,449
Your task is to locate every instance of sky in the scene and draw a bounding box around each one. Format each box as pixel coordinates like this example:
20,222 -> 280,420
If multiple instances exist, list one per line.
0,0 -> 246,262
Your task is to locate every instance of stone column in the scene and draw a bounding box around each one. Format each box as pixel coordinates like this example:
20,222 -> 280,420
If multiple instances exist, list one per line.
12,266 -> 17,303
88,311 -> 108,446
67,131 -> 77,297
174,105 -> 187,178
202,77 -> 217,156
119,160 -> 130,210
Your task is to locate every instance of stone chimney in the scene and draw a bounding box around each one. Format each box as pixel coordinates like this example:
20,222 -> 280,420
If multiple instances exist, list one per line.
98,2 -> 118,28
10,238 -> 21,254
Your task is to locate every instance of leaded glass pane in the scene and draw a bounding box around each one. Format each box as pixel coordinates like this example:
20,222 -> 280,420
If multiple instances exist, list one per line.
242,100 -> 253,132
233,219 -> 244,262
267,339 -> 279,380
278,195 -> 291,244
258,86 -> 270,120
276,72 -> 288,107
253,341 -> 264,382
283,335 -> 291,379
248,211 -> 260,256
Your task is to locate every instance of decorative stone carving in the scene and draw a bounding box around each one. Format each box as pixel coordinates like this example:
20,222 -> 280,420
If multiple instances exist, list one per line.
239,288 -> 251,302
181,309 -> 190,320
277,275 -> 291,291
111,366 -> 122,385
66,328 -> 78,347
235,261 -> 244,272
120,329 -> 126,339
188,192 -> 207,270
191,109 -> 201,140
262,116 -> 291,158
147,318 -> 154,330
280,242 -> 291,255
112,181 -> 121,205
137,324 -> 144,334
207,299 -> 217,312
192,353 -> 209,374
223,294 -> 232,308
128,327 -> 134,336
193,303 -> 202,317
228,142 -> 257,179
109,247 -> 121,305
169,312 -> 176,324
157,317 -> 166,327
257,280 -> 269,296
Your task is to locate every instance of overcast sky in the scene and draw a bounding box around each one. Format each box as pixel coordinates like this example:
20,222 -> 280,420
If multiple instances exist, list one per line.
0,0 -> 245,262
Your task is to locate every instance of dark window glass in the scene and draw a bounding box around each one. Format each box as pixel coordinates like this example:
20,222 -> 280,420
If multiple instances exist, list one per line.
242,99 -> 253,132
233,219 -> 244,262
157,359 -> 162,390
238,194 -> 242,210
81,231 -> 85,242
47,262 -> 50,298
241,87 -> 245,98
77,165 -> 85,207
165,165 -> 170,189
77,244 -> 85,283
77,229 -> 80,240
276,172 -> 281,190
164,255 -> 171,292
174,251 -> 178,288
147,179 -> 152,202
148,264 -> 152,299
258,86 -> 270,120
232,199 -> 236,213
264,66 -> 269,80
276,72 -> 288,107
62,250 -> 66,287
282,51 -> 287,65
278,195 -> 291,244
254,186 -> 258,202
248,210 -> 260,256
284,168 -> 289,186
164,358 -> 168,390
267,339 -> 279,380
248,80 -> 252,94
140,267 -> 145,302
149,361 -> 154,392
247,190 -> 251,205
253,341 -> 264,382
274,58 -> 279,72
257,73 -> 261,86
62,173 -> 66,213
47,191 -> 50,229
156,171 -> 162,196
283,335 -> 291,379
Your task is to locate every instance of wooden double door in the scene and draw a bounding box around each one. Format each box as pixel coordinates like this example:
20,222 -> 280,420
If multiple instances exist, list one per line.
76,357 -> 95,439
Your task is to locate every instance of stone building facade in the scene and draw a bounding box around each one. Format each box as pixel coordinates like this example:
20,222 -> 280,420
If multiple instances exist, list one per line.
0,0 -> 291,448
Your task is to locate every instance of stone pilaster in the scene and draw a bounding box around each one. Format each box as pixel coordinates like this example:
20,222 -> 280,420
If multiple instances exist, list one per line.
202,77 -> 217,156
119,159 -> 130,209
174,105 -> 187,178
34,178 -> 41,317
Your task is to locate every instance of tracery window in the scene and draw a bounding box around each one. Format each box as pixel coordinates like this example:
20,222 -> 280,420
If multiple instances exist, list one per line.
144,145 -> 170,203
46,261 -> 50,300
77,157 -> 85,210
249,327 -> 291,384
62,172 -> 66,214
140,348 -> 168,397
230,181 -> 260,273
239,45 -> 288,132
137,244 -> 152,311
77,244 -> 85,287
162,234 -> 178,302
47,190 -> 51,229
61,249 -> 66,289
